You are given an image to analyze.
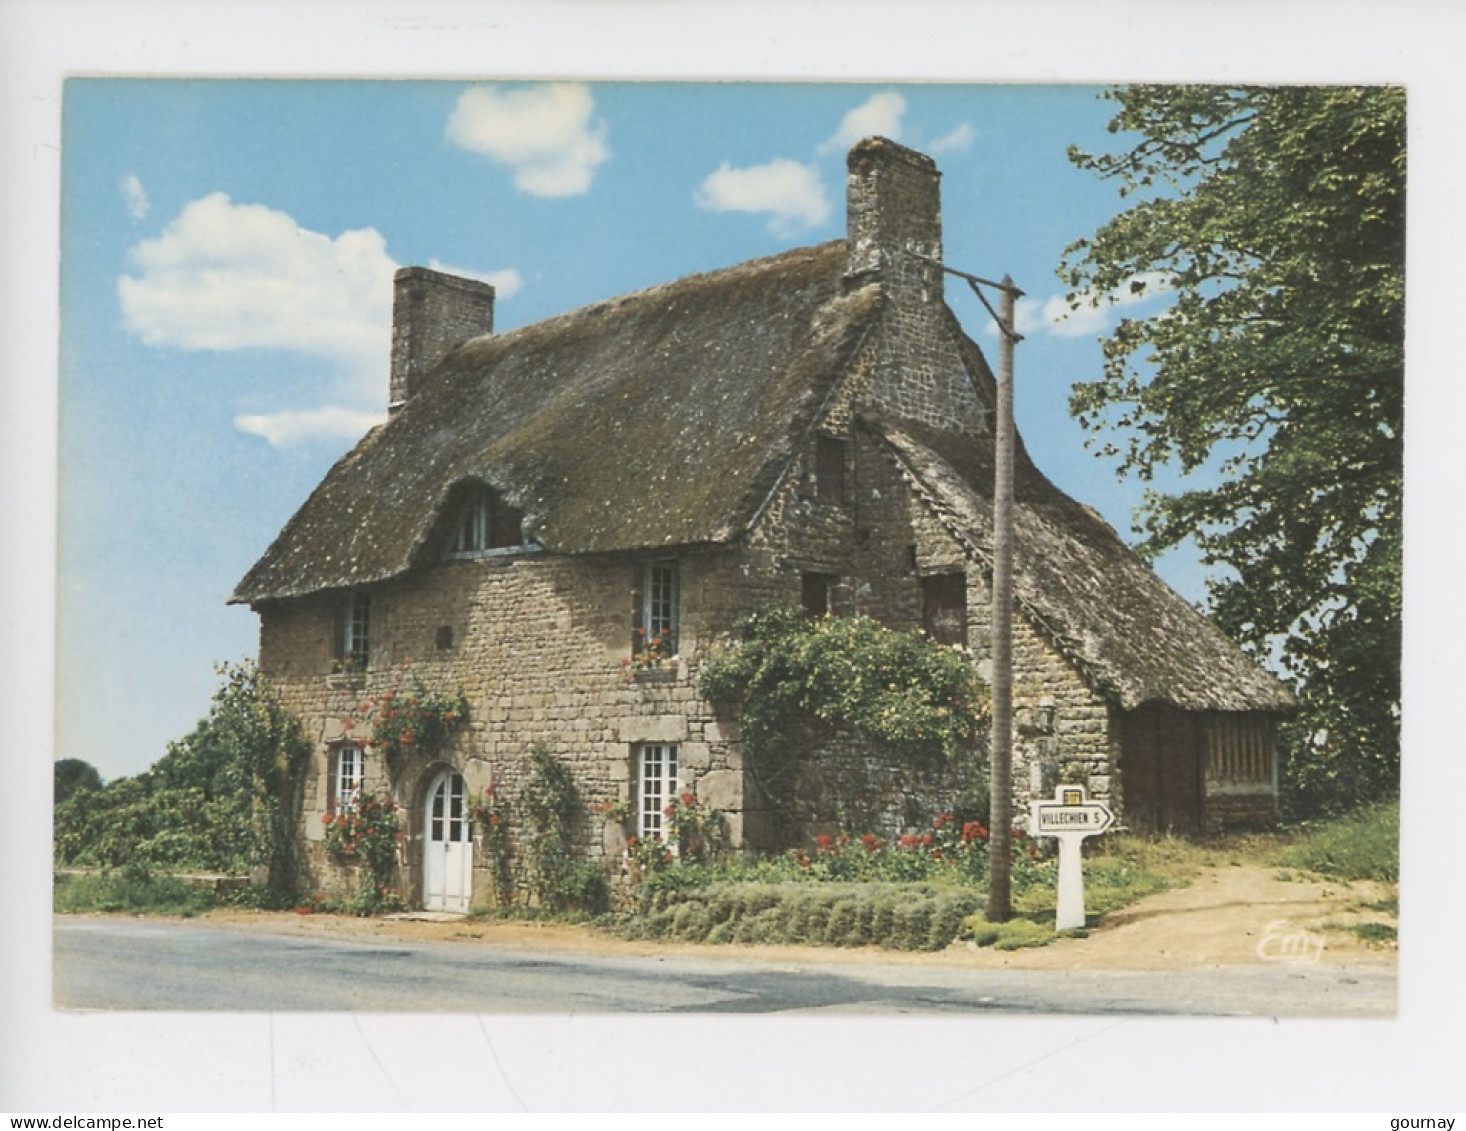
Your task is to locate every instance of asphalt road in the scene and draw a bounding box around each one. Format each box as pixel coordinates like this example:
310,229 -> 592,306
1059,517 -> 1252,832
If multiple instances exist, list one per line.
52,917 -> 1394,1017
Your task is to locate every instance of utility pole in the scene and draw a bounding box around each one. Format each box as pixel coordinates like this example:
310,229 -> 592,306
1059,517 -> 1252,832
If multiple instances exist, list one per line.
987,275 -> 1019,924
912,252 -> 1022,923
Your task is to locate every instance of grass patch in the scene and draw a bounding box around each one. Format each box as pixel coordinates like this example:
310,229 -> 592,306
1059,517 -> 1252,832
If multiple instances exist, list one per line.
1280,801 -> 1399,883
54,869 -> 217,917
1350,921 -> 1398,946
961,915 -> 1055,950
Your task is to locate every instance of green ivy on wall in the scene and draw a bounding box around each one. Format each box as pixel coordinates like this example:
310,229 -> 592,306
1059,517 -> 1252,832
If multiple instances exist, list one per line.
698,608 -> 989,762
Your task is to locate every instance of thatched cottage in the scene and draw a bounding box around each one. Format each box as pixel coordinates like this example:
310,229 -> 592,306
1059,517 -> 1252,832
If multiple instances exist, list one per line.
232,137 -> 1294,911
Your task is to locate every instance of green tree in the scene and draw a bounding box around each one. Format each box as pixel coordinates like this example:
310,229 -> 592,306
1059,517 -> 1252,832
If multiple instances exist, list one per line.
1061,86 -> 1403,817
54,759 -> 102,805
54,661 -> 309,888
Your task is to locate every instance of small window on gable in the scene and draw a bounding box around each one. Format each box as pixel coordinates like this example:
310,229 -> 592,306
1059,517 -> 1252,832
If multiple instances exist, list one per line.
802,572 -> 838,618
922,573 -> 967,647
332,744 -> 364,812
332,592 -> 371,672
447,484 -> 525,556
815,434 -> 848,504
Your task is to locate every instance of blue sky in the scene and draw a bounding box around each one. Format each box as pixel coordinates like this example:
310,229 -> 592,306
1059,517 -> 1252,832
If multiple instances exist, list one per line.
57,79 -> 1205,782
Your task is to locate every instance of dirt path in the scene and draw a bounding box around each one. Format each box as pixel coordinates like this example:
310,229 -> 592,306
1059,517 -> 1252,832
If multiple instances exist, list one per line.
965,865 -> 1396,971
187,864 -> 1396,973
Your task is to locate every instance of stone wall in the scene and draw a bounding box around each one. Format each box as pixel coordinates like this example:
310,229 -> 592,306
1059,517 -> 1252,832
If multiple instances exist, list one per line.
260,546 -> 755,905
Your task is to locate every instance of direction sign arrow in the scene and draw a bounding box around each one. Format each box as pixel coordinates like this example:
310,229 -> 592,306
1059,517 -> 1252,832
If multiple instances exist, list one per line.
1033,802 -> 1113,835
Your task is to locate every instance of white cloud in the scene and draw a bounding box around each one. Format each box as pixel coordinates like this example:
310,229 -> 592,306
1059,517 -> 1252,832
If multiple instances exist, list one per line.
121,173 -> 149,221
235,406 -> 387,448
446,83 -> 609,198
118,192 -> 528,449
928,124 -> 975,154
696,159 -> 831,237
118,192 -> 396,371
1001,272 -> 1173,340
427,259 -> 523,299
821,91 -> 907,154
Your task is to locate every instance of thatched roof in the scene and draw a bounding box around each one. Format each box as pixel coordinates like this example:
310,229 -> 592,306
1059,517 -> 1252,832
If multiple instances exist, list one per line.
233,228 -> 1293,716
875,418 -> 1296,713
233,242 -> 880,604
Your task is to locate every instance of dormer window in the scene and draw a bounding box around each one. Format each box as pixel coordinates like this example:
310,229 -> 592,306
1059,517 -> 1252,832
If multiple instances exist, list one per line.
447,484 -> 525,556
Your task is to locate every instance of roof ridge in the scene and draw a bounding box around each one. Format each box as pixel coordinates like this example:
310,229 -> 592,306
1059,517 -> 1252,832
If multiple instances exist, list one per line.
451,239 -> 848,359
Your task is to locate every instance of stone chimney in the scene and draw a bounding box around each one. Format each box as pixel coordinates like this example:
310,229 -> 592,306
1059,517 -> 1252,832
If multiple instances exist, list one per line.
846,136 -> 943,289
846,136 -> 985,435
389,267 -> 496,412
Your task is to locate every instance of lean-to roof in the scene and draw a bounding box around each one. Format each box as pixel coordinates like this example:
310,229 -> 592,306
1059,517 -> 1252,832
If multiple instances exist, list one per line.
875,418 -> 1296,713
232,241 -> 880,605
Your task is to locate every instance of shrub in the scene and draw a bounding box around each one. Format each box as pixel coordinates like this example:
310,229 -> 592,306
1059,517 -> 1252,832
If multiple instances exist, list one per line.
1350,921 -> 1397,946
53,661 -> 309,895
53,869 -> 216,918
699,607 -> 989,763
624,881 -> 984,951
322,791 -> 406,915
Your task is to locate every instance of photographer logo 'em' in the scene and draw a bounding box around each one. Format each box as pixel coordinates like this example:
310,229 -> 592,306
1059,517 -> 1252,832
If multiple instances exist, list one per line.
1255,919 -> 1325,964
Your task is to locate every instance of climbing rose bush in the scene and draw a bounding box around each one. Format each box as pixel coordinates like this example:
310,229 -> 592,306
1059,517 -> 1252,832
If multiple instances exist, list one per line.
351,685 -> 469,764
322,791 -> 405,914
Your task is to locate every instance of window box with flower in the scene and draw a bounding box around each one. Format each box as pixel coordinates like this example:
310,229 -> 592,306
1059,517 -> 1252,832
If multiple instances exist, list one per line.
327,657 -> 368,690
621,627 -> 679,683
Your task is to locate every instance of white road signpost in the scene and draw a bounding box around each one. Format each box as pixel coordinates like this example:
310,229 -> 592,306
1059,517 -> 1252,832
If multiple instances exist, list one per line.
1029,784 -> 1114,931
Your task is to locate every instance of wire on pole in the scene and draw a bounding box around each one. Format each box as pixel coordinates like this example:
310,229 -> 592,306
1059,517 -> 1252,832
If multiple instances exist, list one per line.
907,251 -> 1026,344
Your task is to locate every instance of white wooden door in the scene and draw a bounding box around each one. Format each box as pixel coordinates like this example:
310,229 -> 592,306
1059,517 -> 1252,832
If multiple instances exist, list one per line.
424,771 -> 472,913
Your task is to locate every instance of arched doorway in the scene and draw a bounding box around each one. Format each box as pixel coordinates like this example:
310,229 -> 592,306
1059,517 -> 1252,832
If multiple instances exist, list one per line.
423,769 -> 473,912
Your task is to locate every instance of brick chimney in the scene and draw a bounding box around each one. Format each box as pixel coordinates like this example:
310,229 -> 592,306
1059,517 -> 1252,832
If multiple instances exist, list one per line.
846,136 -> 985,435
389,267 -> 496,412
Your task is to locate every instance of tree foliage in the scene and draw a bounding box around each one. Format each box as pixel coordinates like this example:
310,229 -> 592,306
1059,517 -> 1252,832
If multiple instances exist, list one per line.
54,661 -> 310,887
1062,86 -> 1404,816
54,759 -> 102,805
